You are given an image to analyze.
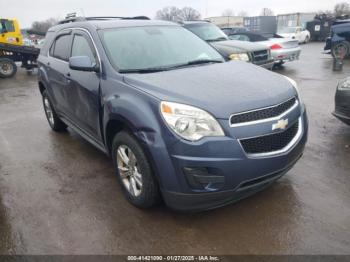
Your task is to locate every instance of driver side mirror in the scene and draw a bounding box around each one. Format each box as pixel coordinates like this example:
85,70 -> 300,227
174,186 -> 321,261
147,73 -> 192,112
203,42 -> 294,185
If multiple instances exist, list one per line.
69,56 -> 99,72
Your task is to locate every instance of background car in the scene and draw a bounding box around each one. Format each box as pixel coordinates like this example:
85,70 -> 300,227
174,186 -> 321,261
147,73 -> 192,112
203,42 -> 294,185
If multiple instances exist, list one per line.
333,77 -> 350,125
229,32 -> 301,67
182,21 -> 274,69
221,26 -> 249,35
277,26 -> 311,43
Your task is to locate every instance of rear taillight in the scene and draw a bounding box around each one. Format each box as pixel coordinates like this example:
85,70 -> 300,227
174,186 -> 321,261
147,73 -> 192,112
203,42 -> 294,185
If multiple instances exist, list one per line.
270,44 -> 282,50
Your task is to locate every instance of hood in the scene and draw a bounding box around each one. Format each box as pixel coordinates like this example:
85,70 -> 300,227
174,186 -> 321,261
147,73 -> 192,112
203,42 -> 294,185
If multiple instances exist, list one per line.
123,61 -> 296,119
212,40 -> 268,53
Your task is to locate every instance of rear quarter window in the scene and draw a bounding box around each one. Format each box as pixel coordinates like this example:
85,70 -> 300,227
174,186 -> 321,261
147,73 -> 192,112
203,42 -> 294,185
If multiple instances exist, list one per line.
40,31 -> 55,56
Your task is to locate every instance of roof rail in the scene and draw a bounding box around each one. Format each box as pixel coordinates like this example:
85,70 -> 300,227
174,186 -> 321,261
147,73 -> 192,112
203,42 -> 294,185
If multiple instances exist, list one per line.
58,15 -> 150,24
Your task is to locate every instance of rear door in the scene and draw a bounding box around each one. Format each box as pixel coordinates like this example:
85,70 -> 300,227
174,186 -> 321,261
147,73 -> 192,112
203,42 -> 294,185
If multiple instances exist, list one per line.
47,30 -> 73,118
67,29 -> 102,140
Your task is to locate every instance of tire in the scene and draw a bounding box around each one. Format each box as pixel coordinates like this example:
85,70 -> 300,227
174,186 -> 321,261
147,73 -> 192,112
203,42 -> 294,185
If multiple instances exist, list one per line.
305,36 -> 310,43
112,131 -> 160,208
42,90 -> 67,132
331,41 -> 350,58
0,58 -> 17,78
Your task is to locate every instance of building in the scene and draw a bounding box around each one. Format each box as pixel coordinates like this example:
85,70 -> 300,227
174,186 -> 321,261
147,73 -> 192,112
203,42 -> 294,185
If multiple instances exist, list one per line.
243,16 -> 277,35
205,16 -> 244,28
277,13 -> 316,32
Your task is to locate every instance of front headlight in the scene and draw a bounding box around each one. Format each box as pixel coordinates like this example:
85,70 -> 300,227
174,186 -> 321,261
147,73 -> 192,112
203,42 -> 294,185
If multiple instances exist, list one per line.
160,101 -> 224,141
284,76 -> 302,102
338,78 -> 350,90
229,53 -> 250,62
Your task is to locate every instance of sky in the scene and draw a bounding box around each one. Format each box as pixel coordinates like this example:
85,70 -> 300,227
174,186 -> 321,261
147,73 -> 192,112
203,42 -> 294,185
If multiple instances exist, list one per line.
0,0 -> 343,28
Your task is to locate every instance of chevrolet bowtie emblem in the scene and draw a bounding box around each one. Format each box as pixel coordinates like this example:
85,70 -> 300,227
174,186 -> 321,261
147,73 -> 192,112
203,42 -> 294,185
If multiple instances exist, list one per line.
272,119 -> 289,131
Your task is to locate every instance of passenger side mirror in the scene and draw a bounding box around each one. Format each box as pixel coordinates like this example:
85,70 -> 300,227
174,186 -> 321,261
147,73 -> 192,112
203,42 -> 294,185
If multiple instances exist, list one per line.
69,56 -> 99,72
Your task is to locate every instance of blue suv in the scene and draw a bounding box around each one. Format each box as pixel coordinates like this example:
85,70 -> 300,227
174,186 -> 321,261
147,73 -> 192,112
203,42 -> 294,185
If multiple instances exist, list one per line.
38,17 -> 308,211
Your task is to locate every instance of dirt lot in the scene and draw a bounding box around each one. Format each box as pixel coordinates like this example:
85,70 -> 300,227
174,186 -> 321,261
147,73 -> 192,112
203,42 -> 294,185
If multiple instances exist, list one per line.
0,42 -> 349,255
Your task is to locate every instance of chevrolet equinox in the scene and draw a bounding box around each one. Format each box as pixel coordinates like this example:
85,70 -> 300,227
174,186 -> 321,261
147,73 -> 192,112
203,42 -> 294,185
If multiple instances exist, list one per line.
37,17 -> 308,211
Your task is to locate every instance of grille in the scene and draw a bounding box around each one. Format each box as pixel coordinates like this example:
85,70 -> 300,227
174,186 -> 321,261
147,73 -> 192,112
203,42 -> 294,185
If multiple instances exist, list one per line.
230,97 -> 296,125
240,120 -> 299,154
252,50 -> 269,62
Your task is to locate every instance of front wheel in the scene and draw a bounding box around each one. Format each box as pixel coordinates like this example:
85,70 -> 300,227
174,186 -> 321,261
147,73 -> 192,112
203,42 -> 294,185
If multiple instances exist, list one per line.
42,90 -> 67,132
112,131 -> 160,208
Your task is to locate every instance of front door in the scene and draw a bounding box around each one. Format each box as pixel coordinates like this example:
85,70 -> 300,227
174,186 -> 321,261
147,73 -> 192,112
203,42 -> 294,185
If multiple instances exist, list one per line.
67,29 -> 101,140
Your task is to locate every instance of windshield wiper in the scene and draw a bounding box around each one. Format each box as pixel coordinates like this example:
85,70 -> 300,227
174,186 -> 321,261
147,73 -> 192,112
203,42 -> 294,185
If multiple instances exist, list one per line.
185,59 -> 223,66
119,59 -> 223,74
119,67 -> 170,74
207,37 -> 228,42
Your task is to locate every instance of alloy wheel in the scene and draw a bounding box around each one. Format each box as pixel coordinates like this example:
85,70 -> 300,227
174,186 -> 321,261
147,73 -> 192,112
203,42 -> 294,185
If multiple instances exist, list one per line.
43,96 -> 55,126
116,145 -> 143,197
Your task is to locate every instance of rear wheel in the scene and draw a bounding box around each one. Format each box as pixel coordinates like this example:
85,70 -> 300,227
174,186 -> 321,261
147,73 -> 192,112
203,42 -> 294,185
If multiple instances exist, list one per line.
332,41 -> 350,58
0,58 -> 17,78
112,131 -> 160,208
42,90 -> 67,132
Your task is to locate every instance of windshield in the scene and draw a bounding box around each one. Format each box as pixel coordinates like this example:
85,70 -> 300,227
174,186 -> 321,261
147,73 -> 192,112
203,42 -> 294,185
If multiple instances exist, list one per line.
184,23 -> 228,42
0,19 -> 15,33
278,27 -> 297,34
99,25 -> 223,72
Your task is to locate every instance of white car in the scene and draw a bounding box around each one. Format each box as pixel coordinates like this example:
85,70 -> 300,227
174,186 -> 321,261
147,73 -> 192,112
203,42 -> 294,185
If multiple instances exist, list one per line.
228,32 -> 301,66
277,27 -> 310,44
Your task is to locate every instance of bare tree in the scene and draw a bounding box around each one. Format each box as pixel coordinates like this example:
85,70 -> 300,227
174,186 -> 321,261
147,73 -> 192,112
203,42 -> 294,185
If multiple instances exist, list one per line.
334,2 -> 350,16
238,11 -> 249,17
260,8 -> 274,16
317,10 -> 334,16
222,9 -> 235,16
180,7 -> 201,21
155,6 -> 183,21
30,18 -> 59,34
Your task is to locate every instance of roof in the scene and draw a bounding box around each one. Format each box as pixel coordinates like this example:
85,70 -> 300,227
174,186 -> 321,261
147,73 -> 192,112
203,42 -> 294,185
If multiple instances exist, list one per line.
181,20 -> 210,25
49,19 -> 177,32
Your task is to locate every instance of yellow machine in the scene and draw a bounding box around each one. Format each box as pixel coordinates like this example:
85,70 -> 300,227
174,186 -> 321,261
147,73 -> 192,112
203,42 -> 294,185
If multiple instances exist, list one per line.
0,18 -> 23,46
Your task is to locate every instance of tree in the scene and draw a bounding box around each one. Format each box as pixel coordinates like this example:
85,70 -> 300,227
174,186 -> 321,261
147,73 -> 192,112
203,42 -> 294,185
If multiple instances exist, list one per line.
334,2 -> 350,17
155,6 -> 183,22
222,9 -> 235,16
260,8 -> 274,16
238,11 -> 249,17
31,18 -> 59,34
180,7 -> 201,21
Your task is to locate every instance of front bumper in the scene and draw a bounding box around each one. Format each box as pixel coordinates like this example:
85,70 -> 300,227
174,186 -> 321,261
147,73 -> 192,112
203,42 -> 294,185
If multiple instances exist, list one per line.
254,59 -> 275,70
162,153 -> 302,212
272,47 -> 301,63
333,88 -> 350,125
145,108 -> 308,212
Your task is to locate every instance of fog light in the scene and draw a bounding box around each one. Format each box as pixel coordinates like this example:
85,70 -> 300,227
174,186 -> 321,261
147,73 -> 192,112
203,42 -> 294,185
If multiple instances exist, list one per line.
183,167 -> 225,191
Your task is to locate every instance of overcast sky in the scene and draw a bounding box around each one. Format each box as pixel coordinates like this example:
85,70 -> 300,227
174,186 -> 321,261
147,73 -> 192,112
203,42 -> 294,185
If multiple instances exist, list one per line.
0,0 -> 342,28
